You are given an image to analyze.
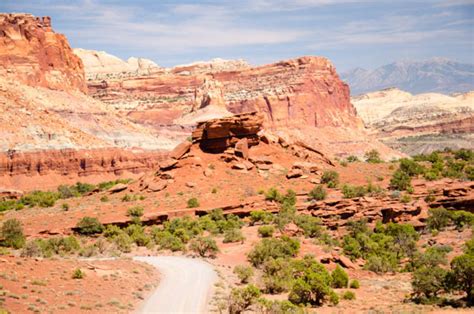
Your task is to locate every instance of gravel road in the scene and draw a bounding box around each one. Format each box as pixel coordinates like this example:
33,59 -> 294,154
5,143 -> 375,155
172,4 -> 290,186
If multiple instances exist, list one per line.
134,256 -> 218,313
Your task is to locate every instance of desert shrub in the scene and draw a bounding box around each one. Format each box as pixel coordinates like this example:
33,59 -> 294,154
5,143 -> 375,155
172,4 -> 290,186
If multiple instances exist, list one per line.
20,191 -> 59,207
103,225 -> 122,238
127,206 -> 144,218
249,211 -> 273,226
364,254 -> 397,274
365,149 -> 382,163
189,236 -> 219,258
0,200 -> 24,212
454,149 -> 474,162
342,291 -> 356,300
331,265 -> 349,288
389,169 -> 412,191
229,284 -> 261,314
347,218 -> 369,237
450,211 -> 474,231
350,279 -> 360,289
426,207 -> 451,231
100,196 -> 109,202
21,240 -> 42,257
79,244 -> 98,257
264,187 -> 282,202
97,178 -> 131,191
347,155 -> 359,163
321,170 -> 339,188
258,225 -> 275,238
274,201 -> 296,232
400,193 -> 412,203
72,268 -> 85,279
233,265 -> 254,284
248,236 -> 300,267
187,197 -> 200,208
125,224 -> 150,247
424,190 -> 436,203
288,255 -> 338,306
256,299 -> 302,314
447,253 -> 474,304
75,217 -> 104,235
1,218 -> 25,249
223,228 -> 245,243
113,232 -> 133,253
399,158 -> 425,177
412,265 -> 447,301
342,184 -> 366,198
152,230 -> 184,252
384,223 -> 419,258
408,246 -> 450,272
424,170 -> 440,181
262,257 -> 293,293
366,182 -> 384,196
294,215 -> 323,238
308,185 -> 327,201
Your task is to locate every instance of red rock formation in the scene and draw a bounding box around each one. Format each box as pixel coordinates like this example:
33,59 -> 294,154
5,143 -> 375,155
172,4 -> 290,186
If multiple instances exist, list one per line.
88,56 -> 361,130
0,148 -> 167,191
0,14 -> 86,92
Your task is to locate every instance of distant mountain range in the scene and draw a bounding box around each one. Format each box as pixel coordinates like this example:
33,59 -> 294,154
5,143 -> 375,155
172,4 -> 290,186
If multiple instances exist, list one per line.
341,58 -> 474,96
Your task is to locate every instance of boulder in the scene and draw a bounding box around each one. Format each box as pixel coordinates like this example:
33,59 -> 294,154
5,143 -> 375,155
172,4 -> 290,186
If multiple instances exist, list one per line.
159,158 -> 178,170
234,138 -> 249,159
108,183 -> 128,193
232,163 -> 247,170
286,168 -> 303,179
148,181 -> 167,192
186,182 -> 197,188
170,141 -> 192,160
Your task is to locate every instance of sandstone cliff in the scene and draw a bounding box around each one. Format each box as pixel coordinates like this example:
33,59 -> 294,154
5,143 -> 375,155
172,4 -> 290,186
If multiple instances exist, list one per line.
352,88 -> 474,154
0,14 -> 86,92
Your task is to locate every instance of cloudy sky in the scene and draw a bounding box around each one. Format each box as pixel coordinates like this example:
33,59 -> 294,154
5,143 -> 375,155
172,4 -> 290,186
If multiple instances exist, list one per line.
2,0 -> 473,71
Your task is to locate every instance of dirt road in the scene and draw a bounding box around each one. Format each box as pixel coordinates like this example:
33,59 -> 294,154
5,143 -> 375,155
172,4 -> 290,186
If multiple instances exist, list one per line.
134,256 -> 217,313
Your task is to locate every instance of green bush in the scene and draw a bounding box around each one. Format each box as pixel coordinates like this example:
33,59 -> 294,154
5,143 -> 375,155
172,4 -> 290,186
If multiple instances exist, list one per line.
450,211 -> 474,231
347,155 -> 359,163
364,149 -> 382,163
308,185 -> 327,201
20,191 -> 59,207
342,290 -> 356,300
412,265 -> 447,300
294,215 -> 322,238
349,279 -> 360,289
258,225 -> 275,238
187,197 -> 200,208
288,255 -> 337,306
454,149 -> 474,161
389,169 -> 412,191
331,265 -> 349,288
125,224 -> 150,247
400,193 -> 412,203
265,187 -> 282,202
249,211 -> 273,226
75,217 -> 104,235
113,232 -> 133,253
342,184 -> 366,198
448,253 -> 474,304
189,236 -> 219,258
248,236 -> 300,267
0,200 -> 24,212
233,265 -> 254,284
72,268 -> 85,279
223,228 -> 245,243
399,158 -> 425,177
364,254 -> 397,274
152,230 -> 184,252
103,225 -> 122,238
321,170 -> 339,188
229,284 -> 261,314
261,257 -> 293,293
1,219 -> 25,249
100,196 -> 109,202
426,207 -> 451,231
127,206 -> 144,218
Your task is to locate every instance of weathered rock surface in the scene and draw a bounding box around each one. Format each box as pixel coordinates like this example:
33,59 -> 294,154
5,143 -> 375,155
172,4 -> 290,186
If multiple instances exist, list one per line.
192,112 -> 264,152
352,88 -> 474,155
0,14 -> 86,92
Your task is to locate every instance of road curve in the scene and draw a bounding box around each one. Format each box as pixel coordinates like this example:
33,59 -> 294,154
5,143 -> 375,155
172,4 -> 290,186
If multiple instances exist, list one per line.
133,256 -> 217,314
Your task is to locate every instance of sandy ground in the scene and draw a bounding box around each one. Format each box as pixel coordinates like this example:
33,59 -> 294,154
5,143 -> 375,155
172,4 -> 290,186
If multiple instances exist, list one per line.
134,256 -> 217,313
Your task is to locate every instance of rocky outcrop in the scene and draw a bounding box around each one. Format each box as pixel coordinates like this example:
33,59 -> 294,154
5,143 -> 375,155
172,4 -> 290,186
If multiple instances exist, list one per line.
0,148 -> 166,191
0,14 -> 86,92
352,88 -> 474,155
192,112 -> 264,152
73,48 -> 161,80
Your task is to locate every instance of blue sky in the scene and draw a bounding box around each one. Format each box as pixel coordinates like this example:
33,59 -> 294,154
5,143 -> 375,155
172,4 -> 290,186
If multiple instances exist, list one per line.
2,0 -> 473,71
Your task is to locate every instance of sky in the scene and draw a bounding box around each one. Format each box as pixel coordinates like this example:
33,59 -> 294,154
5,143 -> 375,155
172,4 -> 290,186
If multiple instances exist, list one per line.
2,0 -> 473,71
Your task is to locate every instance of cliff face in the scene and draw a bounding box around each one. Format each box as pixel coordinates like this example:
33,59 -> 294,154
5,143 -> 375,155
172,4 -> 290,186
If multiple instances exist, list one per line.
88,56 -> 361,130
0,14 -> 86,92
352,88 -> 474,154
